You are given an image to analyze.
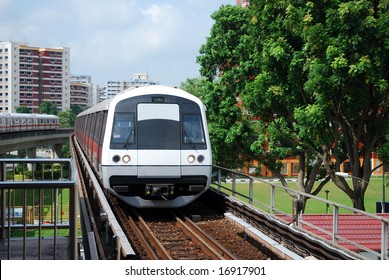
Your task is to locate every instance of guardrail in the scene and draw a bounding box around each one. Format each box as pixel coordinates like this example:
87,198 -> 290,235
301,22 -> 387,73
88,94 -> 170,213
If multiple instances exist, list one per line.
0,158 -> 77,260
72,136 -> 135,260
212,165 -> 389,260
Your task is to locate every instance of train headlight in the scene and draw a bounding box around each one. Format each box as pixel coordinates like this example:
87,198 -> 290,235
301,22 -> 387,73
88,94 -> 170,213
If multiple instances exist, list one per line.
122,155 -> 131,163
197,155 -> 205,163
112,155 -> 120,163
187,155 -> 196,163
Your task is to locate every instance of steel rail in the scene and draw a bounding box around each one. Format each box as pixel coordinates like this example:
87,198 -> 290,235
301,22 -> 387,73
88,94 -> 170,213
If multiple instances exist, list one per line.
173,212 -> 236,260
127,209 -> 172,260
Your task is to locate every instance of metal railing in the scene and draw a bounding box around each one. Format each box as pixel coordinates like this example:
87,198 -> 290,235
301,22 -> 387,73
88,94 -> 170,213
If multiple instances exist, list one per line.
0,158 -> 77,260
73,137 -> 135,260
212,165 -> 389,260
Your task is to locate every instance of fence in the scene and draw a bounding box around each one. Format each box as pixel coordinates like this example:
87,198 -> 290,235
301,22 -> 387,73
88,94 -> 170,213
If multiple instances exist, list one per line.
0,158 -> 77,260
212,165 -> 389,260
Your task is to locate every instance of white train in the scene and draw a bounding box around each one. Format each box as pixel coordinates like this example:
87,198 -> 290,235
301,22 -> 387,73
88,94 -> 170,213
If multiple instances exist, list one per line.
0,113 -> 59,132
74,85 -> 212,208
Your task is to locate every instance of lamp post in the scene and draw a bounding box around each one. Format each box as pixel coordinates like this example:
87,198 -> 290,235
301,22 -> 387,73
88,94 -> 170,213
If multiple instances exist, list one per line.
335,172 -> 385,213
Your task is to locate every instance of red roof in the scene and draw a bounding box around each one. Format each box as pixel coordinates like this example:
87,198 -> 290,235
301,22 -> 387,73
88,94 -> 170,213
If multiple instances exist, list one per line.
294,214 -> 389,252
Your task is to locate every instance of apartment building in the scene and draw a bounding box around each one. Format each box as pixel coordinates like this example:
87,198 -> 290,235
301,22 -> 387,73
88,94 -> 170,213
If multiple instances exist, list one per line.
105,73 -> 158,100
70,74 -> 94,109
0,41 -> 70,113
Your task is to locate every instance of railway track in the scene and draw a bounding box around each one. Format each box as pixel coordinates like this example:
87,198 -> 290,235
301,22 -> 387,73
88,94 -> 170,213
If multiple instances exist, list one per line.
109,195 -> 280,260
129,208 -> 236,260
72,134 -> 275,260
71,135 -> 358,260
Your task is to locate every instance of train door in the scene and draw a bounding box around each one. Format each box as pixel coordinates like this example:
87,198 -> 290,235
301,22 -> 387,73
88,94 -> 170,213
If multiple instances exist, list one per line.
1,116 -> 11,132
97,111 -> 107,173
0,117 -> 6,132
6,116 -> 11,132
136,103 -> 181,178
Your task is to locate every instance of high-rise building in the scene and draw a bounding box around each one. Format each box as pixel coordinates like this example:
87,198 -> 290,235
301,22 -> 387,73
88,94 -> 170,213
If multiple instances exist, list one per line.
70,82 -> 90,110
70,74 -> 94,109
104,73 -> 158,100
0,41 -> 70,113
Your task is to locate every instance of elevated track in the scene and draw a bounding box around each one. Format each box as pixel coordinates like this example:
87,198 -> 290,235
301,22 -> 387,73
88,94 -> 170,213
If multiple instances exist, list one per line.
70,134 -> 375,260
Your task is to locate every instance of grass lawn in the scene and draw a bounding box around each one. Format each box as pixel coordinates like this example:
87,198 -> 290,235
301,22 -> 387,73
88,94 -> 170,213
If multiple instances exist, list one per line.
10,228 -> 73,238
5,188 -> 82,238
213,177 -> 388,214
6,188 -> 70,220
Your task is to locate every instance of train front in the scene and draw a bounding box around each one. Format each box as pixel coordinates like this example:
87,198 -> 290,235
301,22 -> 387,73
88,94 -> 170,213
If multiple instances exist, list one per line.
101,87 -> 212,208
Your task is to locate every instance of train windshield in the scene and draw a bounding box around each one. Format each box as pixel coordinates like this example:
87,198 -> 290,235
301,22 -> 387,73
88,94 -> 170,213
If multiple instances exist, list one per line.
110,112 -> 135,148
183,114 -> 205,145
137,103 -> 180,150
110,100 -> 207,150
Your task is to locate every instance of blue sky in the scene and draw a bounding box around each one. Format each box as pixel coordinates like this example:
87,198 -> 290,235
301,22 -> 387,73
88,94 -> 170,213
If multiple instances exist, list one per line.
0,0 -> 236,86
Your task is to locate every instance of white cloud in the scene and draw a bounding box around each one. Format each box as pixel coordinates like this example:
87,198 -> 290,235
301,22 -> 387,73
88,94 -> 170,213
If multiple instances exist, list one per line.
69,2 -> 182,67
1,0 -> 236,85
142,4 -> 170,23
139,4 -> 181,49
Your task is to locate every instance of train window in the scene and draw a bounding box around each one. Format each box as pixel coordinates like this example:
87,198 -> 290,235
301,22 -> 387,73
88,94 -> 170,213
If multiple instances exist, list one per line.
100,111 -> 107,146
137,103 -> 180,150
110,112 -> 135,148
183,114 -> 206,145
94,113 -> 102,141
90,114 -> 97,142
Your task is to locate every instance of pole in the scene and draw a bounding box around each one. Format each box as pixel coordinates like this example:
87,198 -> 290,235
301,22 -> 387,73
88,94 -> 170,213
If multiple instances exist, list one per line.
325,190 -> 330,214
383,165 -> 386,212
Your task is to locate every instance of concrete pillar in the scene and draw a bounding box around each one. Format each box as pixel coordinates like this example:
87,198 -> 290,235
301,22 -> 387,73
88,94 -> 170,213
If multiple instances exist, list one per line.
52,144 -> 63,159
0,160 -> 5,181
26,148 -> 37,171
1,161 -> 6,239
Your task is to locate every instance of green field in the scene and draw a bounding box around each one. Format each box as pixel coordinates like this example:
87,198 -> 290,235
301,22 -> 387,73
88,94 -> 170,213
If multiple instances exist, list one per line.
213,177 -> 389,214
5,188 -> 76,237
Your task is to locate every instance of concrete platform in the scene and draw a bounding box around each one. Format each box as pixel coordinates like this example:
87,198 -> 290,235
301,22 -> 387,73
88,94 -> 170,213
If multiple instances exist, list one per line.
0,237 -> 70,260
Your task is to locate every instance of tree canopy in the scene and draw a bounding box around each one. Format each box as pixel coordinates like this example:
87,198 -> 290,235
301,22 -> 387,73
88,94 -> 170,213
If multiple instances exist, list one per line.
16,107 -> 32,113
197,1 -> 389,210
58,109 -> 75,128
38,101 -> 58,115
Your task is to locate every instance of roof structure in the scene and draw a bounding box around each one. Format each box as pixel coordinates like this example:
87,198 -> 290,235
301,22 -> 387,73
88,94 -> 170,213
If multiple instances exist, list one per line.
296,213 -> 389,253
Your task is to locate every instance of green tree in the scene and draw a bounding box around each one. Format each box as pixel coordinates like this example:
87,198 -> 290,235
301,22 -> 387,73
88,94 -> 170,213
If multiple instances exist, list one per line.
197,5 -> 255,168
16,107 -> 32,113
58,109 -> 75,128
39,101 -> 58,115
198,4 -> 330,209
70,105 -> 85,116
198,1 -> 389,210
250,0 -> 389,211
248,0 -> 389,210
180,77 -> 209,100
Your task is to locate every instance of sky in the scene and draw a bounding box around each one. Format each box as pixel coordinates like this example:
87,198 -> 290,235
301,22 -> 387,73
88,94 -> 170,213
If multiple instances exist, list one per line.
0,0 -> 236,86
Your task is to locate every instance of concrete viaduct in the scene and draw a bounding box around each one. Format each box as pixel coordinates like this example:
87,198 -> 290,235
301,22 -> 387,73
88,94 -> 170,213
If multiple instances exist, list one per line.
0,128 -> 73,158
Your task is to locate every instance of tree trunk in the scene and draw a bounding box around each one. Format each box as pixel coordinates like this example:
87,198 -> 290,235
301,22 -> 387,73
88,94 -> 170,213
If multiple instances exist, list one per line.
352,195 -> 366,211
351,180 -> 366,211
